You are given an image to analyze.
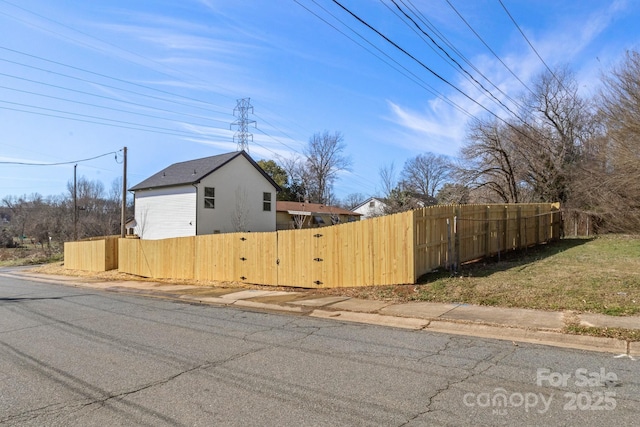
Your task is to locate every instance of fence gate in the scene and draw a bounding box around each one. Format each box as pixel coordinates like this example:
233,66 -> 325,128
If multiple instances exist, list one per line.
276,228 -> 314,287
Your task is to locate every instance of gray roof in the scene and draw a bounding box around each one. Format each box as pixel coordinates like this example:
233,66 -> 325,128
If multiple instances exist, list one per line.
129,151 -> 280,192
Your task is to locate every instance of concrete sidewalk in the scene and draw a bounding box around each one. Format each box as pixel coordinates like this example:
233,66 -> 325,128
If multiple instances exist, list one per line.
6,270 -> 640,357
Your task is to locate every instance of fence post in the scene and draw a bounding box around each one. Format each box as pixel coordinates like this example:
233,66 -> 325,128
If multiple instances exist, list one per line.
586,215 -> 590,237
536,205 -> 541,244
496,215 -> 501,262
485,206 -> 491,258
454,207 -> 461,272
503,205 -> 508,251
517,206 -> 523,250
446,218 -> 452,272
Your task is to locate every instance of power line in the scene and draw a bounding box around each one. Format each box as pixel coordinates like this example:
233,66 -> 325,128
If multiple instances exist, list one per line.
0,71 -> 230,128
0,2 -> 330,197
296,0 -> 475,119
0,99 -> 228,136
498,0 -> 565,90
329,0 -> 511,125
1,3 -> 357,170
0,0 -> 235,110
0,150 -> 120,166
0,46 -> 231,115
0,85 -> 225,128
0,104 -> 233,140
0,1 -> 394,197
443,0 -> 534,95
0,33 -> 308,164
387,0 -> 525,121
0,57 -> 230,118
254,126 -> 301,155
329,0 -> 563,160
397,0 -> 528,111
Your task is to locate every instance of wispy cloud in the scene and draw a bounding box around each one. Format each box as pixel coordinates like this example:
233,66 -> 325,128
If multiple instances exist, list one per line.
383,100 -> 467,155
535,1 -> 627,64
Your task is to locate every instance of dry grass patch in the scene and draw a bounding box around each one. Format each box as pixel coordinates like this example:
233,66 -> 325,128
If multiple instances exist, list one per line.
0,245 -> 63,266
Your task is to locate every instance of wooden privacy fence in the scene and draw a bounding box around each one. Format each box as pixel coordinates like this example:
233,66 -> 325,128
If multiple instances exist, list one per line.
117,212 -> 415,288
63,236 -> 119,272
66,203 -> 561,287
415,203 -> 561,276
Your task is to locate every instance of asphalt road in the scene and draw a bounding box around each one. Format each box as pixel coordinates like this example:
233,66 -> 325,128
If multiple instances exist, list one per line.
0,271 -> 638,426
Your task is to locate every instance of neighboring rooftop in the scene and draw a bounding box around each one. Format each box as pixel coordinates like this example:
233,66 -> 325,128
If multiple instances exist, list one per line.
276,201 -> 361,216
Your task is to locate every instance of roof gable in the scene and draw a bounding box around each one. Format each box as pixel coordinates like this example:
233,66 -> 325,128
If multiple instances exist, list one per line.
129,151 -> 280,191
352,197 -> 388,211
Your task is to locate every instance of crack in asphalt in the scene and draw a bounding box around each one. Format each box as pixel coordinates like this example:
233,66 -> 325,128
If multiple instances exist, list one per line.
396,337 -> 519,426
0,346 -> 268,426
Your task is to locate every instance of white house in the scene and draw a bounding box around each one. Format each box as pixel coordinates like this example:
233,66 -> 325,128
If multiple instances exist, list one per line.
352,197 -> 388,219
129,151 -> 280,239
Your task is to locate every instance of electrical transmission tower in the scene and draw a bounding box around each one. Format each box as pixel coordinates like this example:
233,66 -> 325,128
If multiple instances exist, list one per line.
231,98 -> 256,152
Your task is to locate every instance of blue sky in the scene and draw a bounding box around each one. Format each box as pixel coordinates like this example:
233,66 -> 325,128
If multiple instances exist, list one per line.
1,0 -> 638,202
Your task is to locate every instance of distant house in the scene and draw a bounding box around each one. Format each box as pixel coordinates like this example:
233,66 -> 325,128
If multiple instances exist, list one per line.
129,151 -> 280,239
276,201 -> 361,230
352,197 -> 387,219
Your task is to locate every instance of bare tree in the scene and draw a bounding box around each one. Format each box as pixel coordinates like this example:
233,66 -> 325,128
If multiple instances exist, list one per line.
518,65 -> 597,203
457,66 -> 596,205
134,205 -> 149,238
458,118 -> 522,203
582,50 -> 640,232
340,192 -> 367,210
303,131 -> 352,204
277,154 -> 308,202
65,176 -> 123,238
378,161 -> 397,199
231,186 -> 249,232
376,160 -> 420,214
400,153 -> 451,200
436,183 -> 470,204
3,195 -> 32,244
292,214 -> 307,229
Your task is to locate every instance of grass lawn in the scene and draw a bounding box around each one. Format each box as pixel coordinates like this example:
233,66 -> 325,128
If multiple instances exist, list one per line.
336,235 -> 640,317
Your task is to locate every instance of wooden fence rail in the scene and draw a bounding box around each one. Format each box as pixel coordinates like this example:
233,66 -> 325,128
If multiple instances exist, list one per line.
65,203 -> 561,287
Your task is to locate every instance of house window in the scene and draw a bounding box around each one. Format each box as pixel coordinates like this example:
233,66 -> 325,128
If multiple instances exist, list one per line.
263,192 -> 272,211
313,215 -> 325,225
369,201 -> 375,208
204,187 -> 215,209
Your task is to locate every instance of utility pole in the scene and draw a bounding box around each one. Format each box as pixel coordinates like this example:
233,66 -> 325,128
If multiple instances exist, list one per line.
73,164 -> 78,241
231,98 -> 256,152
120,146 -> 127,238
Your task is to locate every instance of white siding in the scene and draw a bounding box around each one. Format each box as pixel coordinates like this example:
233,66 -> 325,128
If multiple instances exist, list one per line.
134,186 -> 196,239
353,198 -> 387,219
196,156 -> 276,233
